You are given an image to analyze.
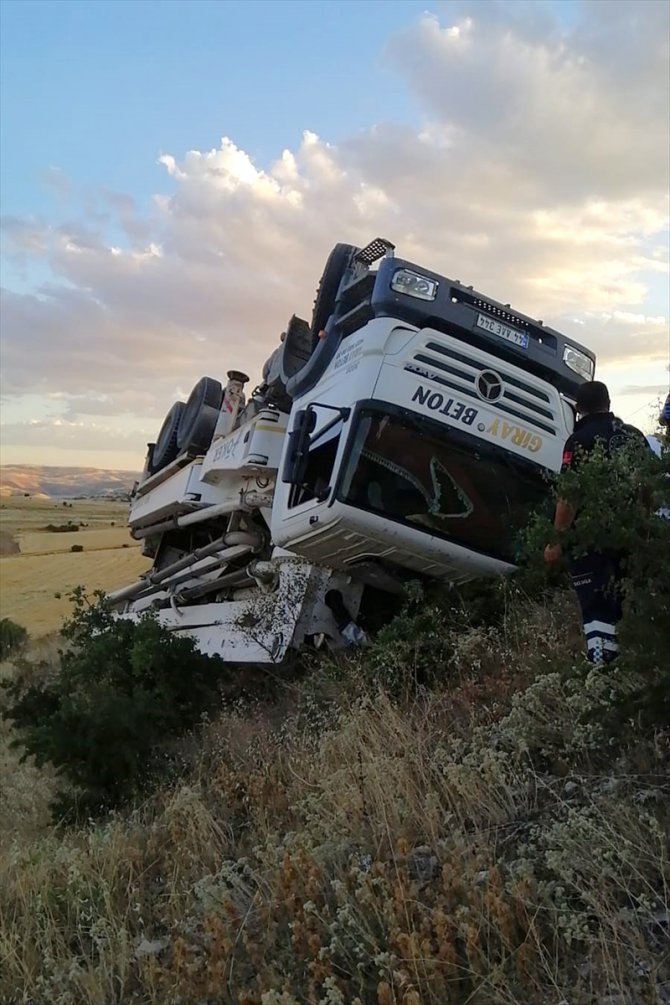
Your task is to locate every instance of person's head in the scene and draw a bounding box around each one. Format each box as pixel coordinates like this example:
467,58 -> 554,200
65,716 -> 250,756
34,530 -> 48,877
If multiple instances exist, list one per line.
575,380 -> 610,417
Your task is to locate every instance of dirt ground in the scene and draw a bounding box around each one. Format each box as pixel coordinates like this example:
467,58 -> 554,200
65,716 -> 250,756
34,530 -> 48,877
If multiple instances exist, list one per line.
0,497 -> 149,637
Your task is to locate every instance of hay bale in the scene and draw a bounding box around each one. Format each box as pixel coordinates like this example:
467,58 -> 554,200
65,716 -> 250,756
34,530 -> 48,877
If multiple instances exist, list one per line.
0,531 -> 20,555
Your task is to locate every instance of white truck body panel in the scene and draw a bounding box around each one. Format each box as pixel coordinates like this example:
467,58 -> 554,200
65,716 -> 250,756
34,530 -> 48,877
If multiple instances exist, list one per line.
200,408 -> 288,484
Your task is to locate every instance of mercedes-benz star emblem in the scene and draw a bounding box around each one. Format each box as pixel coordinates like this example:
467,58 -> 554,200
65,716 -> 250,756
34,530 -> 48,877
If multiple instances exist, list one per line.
475,370 -> 503,402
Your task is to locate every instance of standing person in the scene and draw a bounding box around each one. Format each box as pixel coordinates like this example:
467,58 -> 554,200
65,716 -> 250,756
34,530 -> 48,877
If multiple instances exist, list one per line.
544,381 -> 649,665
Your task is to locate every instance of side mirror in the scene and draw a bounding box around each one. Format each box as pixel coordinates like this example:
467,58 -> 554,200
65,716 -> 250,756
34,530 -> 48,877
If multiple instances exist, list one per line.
282,408 -> 317,485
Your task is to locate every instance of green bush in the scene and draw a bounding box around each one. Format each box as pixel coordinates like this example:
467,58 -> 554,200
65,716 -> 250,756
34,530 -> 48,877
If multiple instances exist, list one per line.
1,589 -> 229,819
358,597 -> 456,698
353,578 -> 520,699
0,618 -> 28,660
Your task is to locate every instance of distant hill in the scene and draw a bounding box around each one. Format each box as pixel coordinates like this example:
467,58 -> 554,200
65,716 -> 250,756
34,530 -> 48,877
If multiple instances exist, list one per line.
0,466 -> 139,499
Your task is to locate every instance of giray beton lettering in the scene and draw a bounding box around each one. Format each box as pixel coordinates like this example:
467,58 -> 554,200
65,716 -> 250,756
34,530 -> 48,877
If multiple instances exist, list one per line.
411,385 -> 478,426
410,384 -> 543,452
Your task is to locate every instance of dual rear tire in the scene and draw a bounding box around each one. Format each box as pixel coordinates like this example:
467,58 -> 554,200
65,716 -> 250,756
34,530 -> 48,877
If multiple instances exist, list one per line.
149,377 -> 223,475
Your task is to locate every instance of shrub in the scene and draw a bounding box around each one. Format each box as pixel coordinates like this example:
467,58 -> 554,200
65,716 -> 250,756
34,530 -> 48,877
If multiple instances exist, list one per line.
352,578 -> 528,700
357,598 -> 456,698
70,543 -> 84,552
0,618 -> 28,660
1,589 -> 230,819
44,523 -> 79,533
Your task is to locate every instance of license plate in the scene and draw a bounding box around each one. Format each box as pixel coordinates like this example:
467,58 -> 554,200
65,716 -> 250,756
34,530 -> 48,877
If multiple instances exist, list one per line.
476,313 -> 529,348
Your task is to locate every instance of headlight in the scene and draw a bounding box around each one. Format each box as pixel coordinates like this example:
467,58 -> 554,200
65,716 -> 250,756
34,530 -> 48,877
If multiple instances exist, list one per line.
563,345 -> 595,380
390,268 -> 438,301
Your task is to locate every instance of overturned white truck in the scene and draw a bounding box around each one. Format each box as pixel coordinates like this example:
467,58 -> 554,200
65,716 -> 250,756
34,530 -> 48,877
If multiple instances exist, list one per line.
109,239 -> 596,662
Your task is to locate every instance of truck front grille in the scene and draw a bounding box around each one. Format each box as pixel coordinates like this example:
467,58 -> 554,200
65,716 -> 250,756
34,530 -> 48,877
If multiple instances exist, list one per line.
405,338 -> 560,436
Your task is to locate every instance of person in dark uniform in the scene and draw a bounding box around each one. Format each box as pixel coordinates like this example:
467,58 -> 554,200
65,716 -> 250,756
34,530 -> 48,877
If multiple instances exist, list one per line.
544,381 -> 649,665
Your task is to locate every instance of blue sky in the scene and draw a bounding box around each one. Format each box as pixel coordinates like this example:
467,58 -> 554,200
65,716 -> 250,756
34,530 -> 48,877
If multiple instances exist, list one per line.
1,0 -> 667,468
2,0 -> 432,219
1,0 -> 584,226
1,0 -> 441,297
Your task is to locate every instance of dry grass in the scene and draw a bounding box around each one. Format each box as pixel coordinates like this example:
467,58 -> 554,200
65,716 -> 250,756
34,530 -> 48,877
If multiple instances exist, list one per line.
0,637 -> 62,845
0,497 -> 148,636
0,595 -> 667,1005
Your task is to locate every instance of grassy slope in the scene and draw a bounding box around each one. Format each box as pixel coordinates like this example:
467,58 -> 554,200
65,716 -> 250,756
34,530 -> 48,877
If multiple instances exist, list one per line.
0,591 -> 668,1005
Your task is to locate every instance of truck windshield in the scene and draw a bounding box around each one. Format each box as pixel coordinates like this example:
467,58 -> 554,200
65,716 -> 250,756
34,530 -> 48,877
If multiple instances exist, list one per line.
338,408 -> 550,563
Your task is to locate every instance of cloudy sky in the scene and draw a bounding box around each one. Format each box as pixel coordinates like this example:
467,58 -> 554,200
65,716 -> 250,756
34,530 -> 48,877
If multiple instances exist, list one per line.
1,0 -> 668,471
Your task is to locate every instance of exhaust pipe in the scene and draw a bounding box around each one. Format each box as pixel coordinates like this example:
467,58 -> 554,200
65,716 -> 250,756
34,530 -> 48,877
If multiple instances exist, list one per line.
174,567 -> 253,603
146,531 -> 261,585
107,531 -> 262,605
132,499 -> 243,539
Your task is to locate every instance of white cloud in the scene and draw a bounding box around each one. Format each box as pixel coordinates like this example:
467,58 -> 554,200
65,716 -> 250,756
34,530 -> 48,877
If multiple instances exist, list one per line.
1,0 -> 669,463
0,417 -> 153,452
556,310 -> 669,367
617,384 -> 669,397
387,1 -> 669,201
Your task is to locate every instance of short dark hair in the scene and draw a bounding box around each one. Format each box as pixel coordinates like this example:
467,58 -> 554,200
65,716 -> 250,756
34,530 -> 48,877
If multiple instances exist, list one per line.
576,380 -> 610,414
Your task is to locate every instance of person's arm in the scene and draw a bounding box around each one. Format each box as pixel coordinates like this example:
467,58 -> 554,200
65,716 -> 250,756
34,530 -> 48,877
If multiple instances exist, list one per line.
554,497 -> 575,532
544,498 -> 574,565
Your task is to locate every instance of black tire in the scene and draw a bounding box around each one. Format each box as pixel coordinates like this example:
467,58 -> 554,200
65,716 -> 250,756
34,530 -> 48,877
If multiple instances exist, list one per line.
261,316 -> 314,410
311,243 -> 358,337
177,376 -> 224,453
150,401 -> 185,473
280,314 -> 315,381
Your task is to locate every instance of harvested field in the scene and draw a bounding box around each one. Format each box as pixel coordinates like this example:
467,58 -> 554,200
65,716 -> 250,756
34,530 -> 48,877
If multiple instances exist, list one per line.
0,496 -> 130,536
0,497 -> 148,636
0,550 -> 149,635
16,526 -> 135,555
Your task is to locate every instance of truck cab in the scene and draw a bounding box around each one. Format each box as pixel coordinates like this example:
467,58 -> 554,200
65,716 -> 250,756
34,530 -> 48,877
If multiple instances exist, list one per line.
270,240 -> 594,582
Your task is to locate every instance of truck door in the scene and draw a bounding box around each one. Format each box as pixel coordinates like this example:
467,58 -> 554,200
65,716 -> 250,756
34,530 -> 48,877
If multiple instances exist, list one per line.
276,402 -> 347,517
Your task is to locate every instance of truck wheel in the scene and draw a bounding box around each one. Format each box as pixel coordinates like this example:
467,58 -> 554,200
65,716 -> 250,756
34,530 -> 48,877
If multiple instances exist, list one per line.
261,315 -> 314,410
281,314 -> 315,379
150,401 -> 185,473
311,243 -> 358,337
177,376 -> 224,453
